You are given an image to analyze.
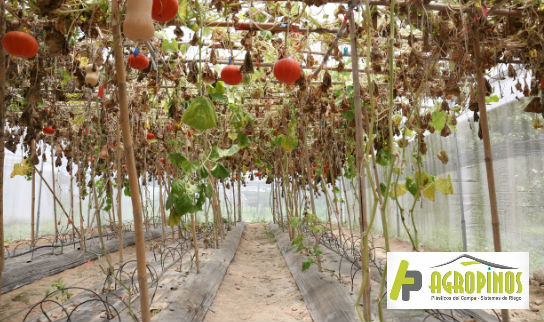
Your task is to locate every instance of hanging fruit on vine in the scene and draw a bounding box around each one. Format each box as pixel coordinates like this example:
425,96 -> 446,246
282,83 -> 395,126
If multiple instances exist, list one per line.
152,0 -> 179,22
128,51 -> 150,70
1,31 -> 39,58
123,0 -> 155,42
43,126 -> 55,135
273,58 -> 301,84
221,64 -> 243,85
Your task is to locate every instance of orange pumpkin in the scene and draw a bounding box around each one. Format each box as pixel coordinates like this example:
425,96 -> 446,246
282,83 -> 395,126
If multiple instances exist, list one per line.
1,31 -> 39,58
273,58 -> 301,84
221,65 -> 242,85
128,53 -> 149,70
152,0 -> 178,22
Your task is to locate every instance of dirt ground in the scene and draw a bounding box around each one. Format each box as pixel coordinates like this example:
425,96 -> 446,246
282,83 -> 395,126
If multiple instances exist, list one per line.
0,244 -> 138,322
204,223 -> 312,322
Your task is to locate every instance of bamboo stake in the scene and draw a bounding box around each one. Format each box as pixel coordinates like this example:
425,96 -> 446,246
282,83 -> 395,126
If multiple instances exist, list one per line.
222,181 -> 231,230
31,140 -> 36,245
255,0 -> 522,16
237,171 -> 242,222
302,137 -> 321,271
0,0 -> 6,295
70,156 -> 75,242
111,0 -> 151,320
191,212 -> 200,273
33,166 -> 81,236
231,177 -> 236,224
116,127 -> 124,263
348,2 -> 371,320
158,176 -> 166,242
51,140 -> 59,241
472,28 -> 508,322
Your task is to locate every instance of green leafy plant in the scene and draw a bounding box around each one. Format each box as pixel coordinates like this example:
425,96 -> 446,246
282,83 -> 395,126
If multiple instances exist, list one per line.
289,213 -> 324,272
45,278 -> 73,303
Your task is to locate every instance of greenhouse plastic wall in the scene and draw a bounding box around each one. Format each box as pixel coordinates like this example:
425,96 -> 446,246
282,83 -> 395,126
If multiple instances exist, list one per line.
370,97 -> 544,271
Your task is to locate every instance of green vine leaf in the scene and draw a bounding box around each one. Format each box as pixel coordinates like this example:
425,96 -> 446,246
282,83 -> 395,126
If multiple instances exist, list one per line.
391,183 -> 408,199
422,182 -> 436,201
430,109 -> 447,133
280,135 -> 298,152
182,96 -> 217,131
209,144 -> 241,161
211,163 -> 230,178
436,175 -> 453,195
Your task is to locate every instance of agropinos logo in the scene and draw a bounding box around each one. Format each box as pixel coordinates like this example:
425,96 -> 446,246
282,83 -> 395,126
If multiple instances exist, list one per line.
387,252 -> 529,309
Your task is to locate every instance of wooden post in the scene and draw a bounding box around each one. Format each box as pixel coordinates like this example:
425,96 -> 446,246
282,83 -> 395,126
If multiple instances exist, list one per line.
348,2 -> 371,320
472,30 -> 508,322
111,0 -> 151,320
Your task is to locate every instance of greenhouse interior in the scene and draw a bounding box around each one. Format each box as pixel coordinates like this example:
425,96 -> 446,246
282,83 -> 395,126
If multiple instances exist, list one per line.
0,0 -> 543,321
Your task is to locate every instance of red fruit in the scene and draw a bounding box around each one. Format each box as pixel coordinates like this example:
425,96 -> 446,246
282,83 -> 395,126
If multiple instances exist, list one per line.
187,130 -> 192,138
84,128 -> 88,136
166,124 -> 174,132
152,0 -> 178,22
256,172 -> 261,177
273,130 -> 278,136
310,174 -> 315,179
312,163 -> 317,168
98,86 -> 104,98
57,221 -> 61,225
122,164 -> 127,169
1,31 -> 39,58
221,65 -> 243,85
128,53 -> 149,70
146,133 -> 155,140
160,157 -> 165,163
323,168 -> 328,174
68,219 -> 72,225
273,58 -> 301,84
87,156 -> 96,162
43,126 -> 55,135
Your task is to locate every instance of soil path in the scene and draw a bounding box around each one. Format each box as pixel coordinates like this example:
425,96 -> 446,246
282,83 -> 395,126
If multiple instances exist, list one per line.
204,223 -> 312,322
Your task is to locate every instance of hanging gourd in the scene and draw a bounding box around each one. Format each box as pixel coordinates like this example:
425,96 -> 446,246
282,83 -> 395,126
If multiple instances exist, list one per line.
273,58 -> 301,84
84,64 -> 99,87
43,126 -> 55,135
152,0 -> 178,22
128,51 -> 150,70
221,64 -> 242,85
1,31 -> 39,58
123,0 -> 155,42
